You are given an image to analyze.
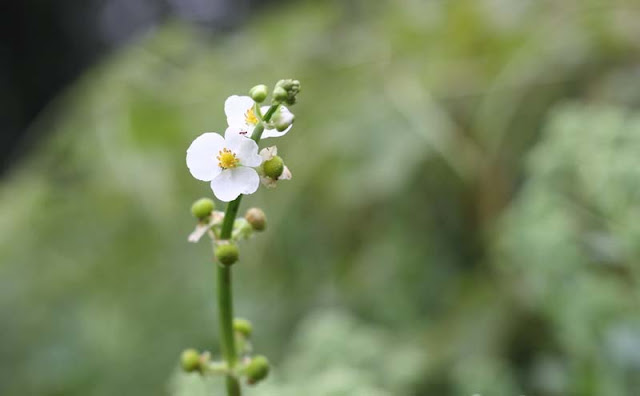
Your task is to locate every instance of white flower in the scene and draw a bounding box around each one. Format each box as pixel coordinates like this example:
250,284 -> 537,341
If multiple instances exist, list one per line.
259,146 -> 292,188
186,128 -> 263,202
224,95 -> 294,138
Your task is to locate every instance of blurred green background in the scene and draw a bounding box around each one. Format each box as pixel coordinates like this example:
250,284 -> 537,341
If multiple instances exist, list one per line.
2,0 -> 640,395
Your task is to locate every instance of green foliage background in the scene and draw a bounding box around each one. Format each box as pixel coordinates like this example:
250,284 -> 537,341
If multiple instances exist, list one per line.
1,1 -> 640,395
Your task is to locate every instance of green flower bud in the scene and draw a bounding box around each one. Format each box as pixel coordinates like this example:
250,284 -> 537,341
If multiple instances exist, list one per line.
245,208 -> 266,231
275,79 -> 300,90
180,349 -> 201,373
233,318 -> 253,337
262,156 -> 284,180
246,355 -> 270,385
232,218 -> 253,240
272,86 -> 287,102
274,79 -> 301,105
249,84 -> 268,103
191,198 -> 215,220
216,242 -> 239,266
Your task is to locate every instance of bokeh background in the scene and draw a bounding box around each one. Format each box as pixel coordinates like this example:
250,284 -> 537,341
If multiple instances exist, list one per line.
2,1 -> 640,395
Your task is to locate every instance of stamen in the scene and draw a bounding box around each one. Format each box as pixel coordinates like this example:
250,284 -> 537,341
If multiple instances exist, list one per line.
245,108 -> 259,126
217,148 -> 239,169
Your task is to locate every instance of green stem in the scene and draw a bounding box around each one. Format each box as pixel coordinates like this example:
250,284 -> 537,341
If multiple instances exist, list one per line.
213,263 -> 238,395
215,103 -> 279,396
220,198 -> 243,239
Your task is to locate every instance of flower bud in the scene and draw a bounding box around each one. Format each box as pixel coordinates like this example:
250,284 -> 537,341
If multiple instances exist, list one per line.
180,349 -> 201,373
273,109 -> 294,132
272,86 -> 287,102
232,218 -> 253,240
249,84 -> 268,103
246,355 -> 270,385
216,242 -> 239,266
233,318 -> 253,337
191,198 -> 215,220
245,208 -> 266,231
274,79 -> 300,105
262,156 -> 284,180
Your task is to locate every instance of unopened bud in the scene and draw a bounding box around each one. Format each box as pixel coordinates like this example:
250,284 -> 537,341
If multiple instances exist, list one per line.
274,79 -> 300,105
232,218 -> 253,240
263,156 -> 284,180
233,318 -> 253,337
246,355 -> 270,385
191,198 -> 215,220
272,86 -> 287,102
249,84 -> 268,103
245,208 -> 266,231
180,349 -> 201,373
273,108 -> 295,132
216,242 -> 239,266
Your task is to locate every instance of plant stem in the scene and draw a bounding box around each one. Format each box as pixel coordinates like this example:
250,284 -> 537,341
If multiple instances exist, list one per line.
220,198 -> 243,239
215,104 -> 279,396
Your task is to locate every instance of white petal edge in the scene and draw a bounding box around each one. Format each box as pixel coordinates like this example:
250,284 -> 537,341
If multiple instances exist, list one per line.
279,166 -> 292,181
186,132 -> 225,181
210,167 -> 260,202
259,146 -> 277,161
225,95 -> 255,130
261,105 -> 293,138
260,176 -> 277,188
224,130 -> 262,167
224,125 -> 252,139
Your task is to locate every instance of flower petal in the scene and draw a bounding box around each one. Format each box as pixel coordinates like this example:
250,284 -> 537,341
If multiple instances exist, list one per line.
225,95 -> 255,131
187,210 -> 225,243
210,167 -> 260,202
259,146 -> 277,161
186,133 -> 225,181
224,125 -> 251,139
279,166 -> 292,181
260,175 -> 277,188
224,127 -> 262,167
261,105 -> 293,138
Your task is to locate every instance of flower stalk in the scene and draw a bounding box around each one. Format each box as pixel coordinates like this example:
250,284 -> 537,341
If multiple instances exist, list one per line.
184,81 -> 298,395
215,105 -> 279,396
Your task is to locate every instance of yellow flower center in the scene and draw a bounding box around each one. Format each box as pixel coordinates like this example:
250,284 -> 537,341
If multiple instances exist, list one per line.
245,107 -> 258,126
217,148 -> 239,169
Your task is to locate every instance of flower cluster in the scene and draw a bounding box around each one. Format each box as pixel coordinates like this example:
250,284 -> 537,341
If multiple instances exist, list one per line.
186,83 -> 297,202
182,80 -> 300,391
180,318 -> 270,386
